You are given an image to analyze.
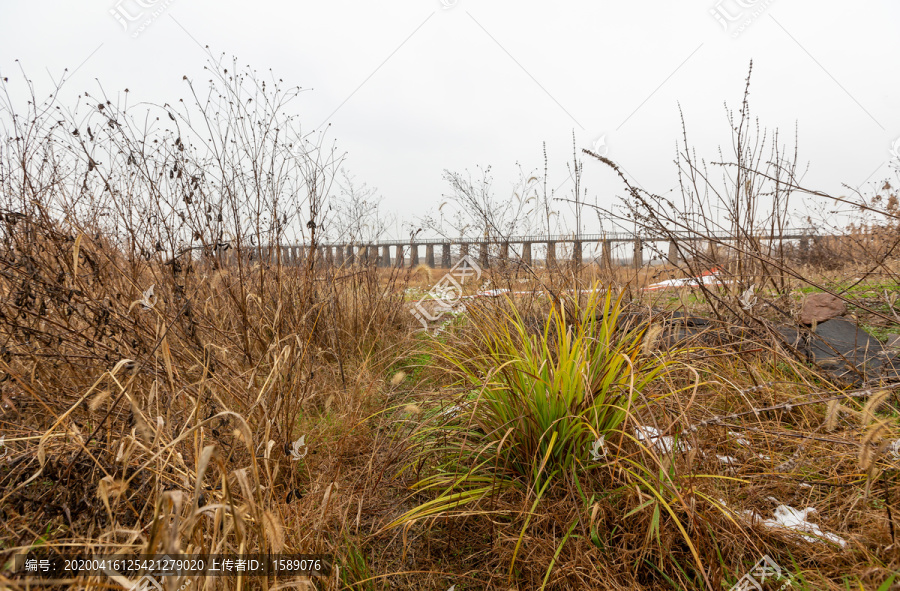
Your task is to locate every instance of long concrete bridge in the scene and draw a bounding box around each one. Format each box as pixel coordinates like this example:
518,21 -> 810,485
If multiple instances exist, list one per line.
247,228 -> 817,269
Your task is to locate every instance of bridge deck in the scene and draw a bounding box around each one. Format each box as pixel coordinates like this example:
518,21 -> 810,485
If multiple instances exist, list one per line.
284,228 -> 816,248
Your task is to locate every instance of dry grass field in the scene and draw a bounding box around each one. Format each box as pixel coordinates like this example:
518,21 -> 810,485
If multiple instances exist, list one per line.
1,61 -> 900,590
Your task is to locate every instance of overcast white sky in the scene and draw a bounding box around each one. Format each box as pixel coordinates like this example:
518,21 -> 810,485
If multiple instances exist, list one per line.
1,0 -> 898,240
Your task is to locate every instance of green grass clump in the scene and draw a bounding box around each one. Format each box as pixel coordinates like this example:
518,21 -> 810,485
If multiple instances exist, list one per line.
447,286 -> 664,485
386,285 -> 668,531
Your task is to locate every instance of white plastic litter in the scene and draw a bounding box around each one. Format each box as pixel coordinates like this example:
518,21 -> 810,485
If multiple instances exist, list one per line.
440,405 -> 461,417
289,435 -> 308,460
889,438 -> 900,461
728,430 -> 750,447
139,284 -> 156,310
643,269 -> 729,292
588,435 -> 607,461
634,425 -> 691,454
739,284 -> 757,311
717,455 -> 738,466
439,401 -> 473,418
744,505 -> 847,548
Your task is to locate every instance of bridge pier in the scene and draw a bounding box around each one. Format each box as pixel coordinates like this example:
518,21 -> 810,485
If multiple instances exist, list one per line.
460,243 -> 470,261
707,239 -> 718,262
410,243 -> 419,267
667,241 -> 679,265
601,239 -> 612,269
381,245 -> 391,267
394,244 -> 404,267
633,238 -> 643,269
441,243 -> 451,268
425,244 -> 435,268
345,245 -> 355,266
522,242 -> 532,265
335,246 -> 344,266
499,241 -> 509,270
547,241 -> 556,267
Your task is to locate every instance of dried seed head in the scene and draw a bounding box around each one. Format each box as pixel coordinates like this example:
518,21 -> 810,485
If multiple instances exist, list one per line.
263,509 -> 285,553
825,400 -> 840,432
130,397 -> 154,443
862,390 -> 890,427
642,324 -> 664,355
859,421 -> 890,473
89,389 -> 112,412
